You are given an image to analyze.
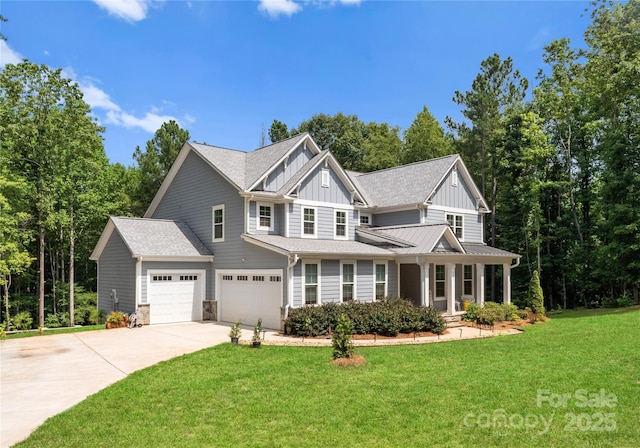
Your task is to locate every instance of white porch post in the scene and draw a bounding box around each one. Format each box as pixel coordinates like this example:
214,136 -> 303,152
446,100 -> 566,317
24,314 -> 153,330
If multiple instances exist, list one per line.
476,263 -> 485,306
446,263 -> 456,314
424,263 -> 430,307
503,263 -> 511,305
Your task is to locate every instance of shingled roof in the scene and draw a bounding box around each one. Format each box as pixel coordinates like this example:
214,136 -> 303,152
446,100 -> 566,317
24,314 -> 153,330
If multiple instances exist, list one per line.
349,154 -> 459,208
90,217 -> 213,260
189,133 -> 312,191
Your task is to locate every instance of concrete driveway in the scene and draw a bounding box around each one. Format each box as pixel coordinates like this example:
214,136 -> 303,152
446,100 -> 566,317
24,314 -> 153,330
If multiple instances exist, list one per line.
0,322 -> 247,448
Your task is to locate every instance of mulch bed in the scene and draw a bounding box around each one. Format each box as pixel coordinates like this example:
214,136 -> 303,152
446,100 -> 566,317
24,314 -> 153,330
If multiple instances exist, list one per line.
331,355 -> 367,367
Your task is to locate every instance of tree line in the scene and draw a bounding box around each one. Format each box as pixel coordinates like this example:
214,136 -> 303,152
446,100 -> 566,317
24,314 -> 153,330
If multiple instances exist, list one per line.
1,1 -> 638,329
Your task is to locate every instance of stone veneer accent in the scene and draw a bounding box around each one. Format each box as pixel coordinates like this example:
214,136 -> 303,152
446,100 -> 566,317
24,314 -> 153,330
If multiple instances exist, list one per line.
203,300 -> 217,321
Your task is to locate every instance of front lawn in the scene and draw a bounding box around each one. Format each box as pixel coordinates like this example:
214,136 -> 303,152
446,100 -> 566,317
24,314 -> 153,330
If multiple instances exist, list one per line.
16,309 -> 639,447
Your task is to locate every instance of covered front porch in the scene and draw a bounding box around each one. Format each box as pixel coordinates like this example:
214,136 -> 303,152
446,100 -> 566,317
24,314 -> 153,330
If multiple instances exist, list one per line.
396,254 -> 520,316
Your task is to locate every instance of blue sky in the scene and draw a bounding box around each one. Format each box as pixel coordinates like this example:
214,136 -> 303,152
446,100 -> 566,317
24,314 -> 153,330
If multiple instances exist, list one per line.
1,1 -> 591,166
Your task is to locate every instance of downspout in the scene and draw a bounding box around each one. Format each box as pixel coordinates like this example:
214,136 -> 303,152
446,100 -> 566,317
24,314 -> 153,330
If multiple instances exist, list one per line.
511,257 -> 521,268
135,257 -> 142,310
285,253 -> 299,320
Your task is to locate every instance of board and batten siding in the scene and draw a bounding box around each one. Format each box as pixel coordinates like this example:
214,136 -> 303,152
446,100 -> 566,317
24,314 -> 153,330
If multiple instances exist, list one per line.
374,209 -> 421,227
140,261 -> 213,303
263,143 -> 313,191
424,209 -> 483,243
388,260 -> 398,297
430,169 -> 478,210
356,260 -> 374,301
248,201 -> 283,235
297,164 -> 352,205
320,260 -> 340,303
151,150 -> 287,300
98,231 -> 136,315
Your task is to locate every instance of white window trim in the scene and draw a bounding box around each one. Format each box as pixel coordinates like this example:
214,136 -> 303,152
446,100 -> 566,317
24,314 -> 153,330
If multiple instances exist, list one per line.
334,209 -> 348,240
374,262 -> 387,300
212,204 -> 225,242
435,264 -> 446,299
256,202 -> 274,232
463,264 -> 474,298
302,260 -> 321,305
359,213 -> 372,226
321,169 -> 330,188
301,206 -> 317,239
340,260 -> 357,302
446,213 -> 464,241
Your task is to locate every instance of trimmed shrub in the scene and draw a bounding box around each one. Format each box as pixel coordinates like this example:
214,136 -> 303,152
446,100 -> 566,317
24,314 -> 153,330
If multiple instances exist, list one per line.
527,270 -> 545,314
332,314 -> 355,359
285,297 -> 446,337
462,303 -> 481,322
106,311 -> 125,324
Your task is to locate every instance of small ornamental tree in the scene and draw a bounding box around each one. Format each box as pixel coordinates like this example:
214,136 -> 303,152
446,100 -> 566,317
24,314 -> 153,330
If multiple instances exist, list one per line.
528,270 -> 545,315
332,314 -> 355,359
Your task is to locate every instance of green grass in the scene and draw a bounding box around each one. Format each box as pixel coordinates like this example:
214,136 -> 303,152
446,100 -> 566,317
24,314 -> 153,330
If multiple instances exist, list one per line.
16,309 -> 640,447
4,325 -> 105,339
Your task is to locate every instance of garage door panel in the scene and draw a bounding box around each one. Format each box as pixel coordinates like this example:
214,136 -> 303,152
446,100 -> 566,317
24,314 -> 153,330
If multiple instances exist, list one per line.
219,271 -> 282,330
148,272 -> 203,325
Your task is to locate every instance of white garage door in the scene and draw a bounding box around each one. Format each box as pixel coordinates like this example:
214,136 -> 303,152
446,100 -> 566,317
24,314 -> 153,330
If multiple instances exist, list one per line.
218,269 -> 282,330
148,272 -> 204,325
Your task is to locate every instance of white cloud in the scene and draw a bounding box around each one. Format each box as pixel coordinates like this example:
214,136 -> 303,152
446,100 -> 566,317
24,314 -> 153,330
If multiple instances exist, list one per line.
0,40 -> 23,67
81,83 -> 122,112
528,27 -> 551,51
258,0 -> 303,18
106,109 -> 177,133
92,0 -> 151,22
338,0 -> 362,4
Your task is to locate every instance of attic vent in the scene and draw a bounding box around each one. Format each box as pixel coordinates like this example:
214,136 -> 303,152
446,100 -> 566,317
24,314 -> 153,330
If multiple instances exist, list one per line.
321,169 -> 330,188
451,169 -> 458,187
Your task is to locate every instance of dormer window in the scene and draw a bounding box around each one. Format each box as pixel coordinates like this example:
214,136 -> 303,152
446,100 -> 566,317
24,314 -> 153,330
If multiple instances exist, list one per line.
321,169 -> 330,188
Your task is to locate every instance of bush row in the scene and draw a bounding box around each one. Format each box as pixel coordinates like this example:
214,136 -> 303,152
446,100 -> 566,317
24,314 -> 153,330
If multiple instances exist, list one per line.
284,297 -> 446,337
462,302 -> 525,325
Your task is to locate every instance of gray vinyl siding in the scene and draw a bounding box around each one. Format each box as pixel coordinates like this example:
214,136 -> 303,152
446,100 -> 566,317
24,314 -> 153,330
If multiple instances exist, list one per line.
356,260 -> 374,301
141,261 -> 213,302
248,201 -> 283,235
263,144 -> 313,191
298,165 -> 352,205
431,170 -> 478,210
97,231 -> 136,315
321,260 -> 340,303
152,150 -> 288,298
374,209 -> 420,227
290,203 -> 355,240
388,260 -> 398,297
293,261 -> 302,307
424,208 -> 483,243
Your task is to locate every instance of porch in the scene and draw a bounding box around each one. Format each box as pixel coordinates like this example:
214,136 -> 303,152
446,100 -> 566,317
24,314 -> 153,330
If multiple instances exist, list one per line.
397,260 -> 516,316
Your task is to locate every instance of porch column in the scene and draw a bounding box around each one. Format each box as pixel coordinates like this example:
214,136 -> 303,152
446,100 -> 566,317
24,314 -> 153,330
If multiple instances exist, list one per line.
476,263 -> 485,306
423,263 -> 430,307
503,263 -> 511,305
446,263 -> 456,314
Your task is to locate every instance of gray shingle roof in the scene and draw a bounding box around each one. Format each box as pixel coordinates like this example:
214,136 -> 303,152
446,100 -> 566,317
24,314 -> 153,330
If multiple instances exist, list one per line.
349,154 -> 458,208
243,234 -> 394,256
361,224 -> 461,254
461,243 -> 519,257
190,133 -> 310,190
112,217 -> 212,258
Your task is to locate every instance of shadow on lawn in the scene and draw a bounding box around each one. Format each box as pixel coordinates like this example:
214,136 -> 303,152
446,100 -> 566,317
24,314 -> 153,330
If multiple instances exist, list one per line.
548,305 -> 640,320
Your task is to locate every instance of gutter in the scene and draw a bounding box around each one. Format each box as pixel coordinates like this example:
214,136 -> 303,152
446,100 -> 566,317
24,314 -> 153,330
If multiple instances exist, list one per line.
285,254 -> 299,321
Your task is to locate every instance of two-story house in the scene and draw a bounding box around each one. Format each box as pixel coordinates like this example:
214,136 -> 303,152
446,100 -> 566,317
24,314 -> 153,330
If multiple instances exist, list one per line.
91,133 -> 520,329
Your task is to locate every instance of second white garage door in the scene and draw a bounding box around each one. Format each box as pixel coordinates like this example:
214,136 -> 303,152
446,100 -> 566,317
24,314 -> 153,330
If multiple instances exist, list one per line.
218,269 -> 283,330
147,271 -> 204,325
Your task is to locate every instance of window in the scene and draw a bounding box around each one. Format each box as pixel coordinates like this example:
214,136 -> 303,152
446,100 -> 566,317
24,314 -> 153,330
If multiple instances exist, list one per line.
321,169 -> 330,188
253,275 -> 265,282
360,214 -> 371,226
335,210 -> 347,239
435,265 -> 445,297
152,275 -> 172,282
270,276 -> 282,282
222,275 -> 233,281
463,265 -> 474,296
341,262 -> 355,302
375,263 -> 387,299
446,213 -> 463,239
212,205 -> 224,241
237,275 -> 248,281
179,275 -> 197,281
302,207 -> 316,237
304,263 -> 319,305
257,203 -> 273,231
